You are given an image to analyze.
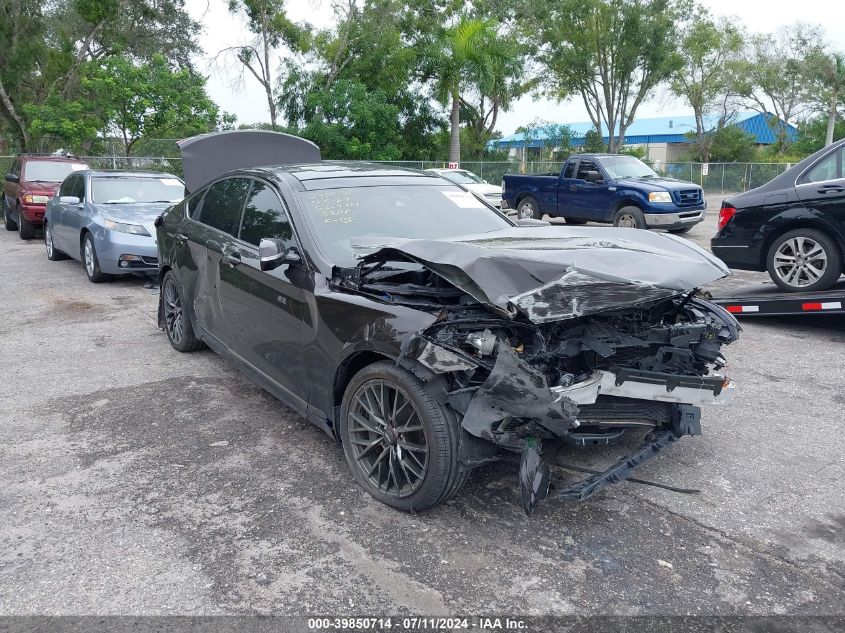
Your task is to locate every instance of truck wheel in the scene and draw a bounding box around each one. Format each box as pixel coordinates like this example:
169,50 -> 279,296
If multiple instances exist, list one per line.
339,361 -> 469,512
767,228 -> 842,292
517,196 -> 541,220
613,206 -> 646,229
18,212 -> 35,239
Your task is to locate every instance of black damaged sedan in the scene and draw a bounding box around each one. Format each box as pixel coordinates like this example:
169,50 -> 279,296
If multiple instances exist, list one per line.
156,131 -> 739,514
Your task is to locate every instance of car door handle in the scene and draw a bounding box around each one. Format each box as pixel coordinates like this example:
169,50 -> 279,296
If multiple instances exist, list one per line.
818,185 -> 844,194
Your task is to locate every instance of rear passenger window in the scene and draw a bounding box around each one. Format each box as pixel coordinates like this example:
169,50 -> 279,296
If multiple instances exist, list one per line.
197,178 -> 251,236
563,162 -> 575,178
186,191 -> 204,218
239,181 -> 293,247
803,149 -> 842,183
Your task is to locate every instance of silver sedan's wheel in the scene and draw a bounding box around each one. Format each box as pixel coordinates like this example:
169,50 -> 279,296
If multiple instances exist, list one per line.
81,233 -> 108,283
84,239 -> 95,276
773,236 -> 827,288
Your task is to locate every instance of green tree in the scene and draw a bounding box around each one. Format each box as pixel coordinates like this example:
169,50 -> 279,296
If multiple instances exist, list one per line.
26,56 -> 219,156
514,121 -> 573,161
792,116 -> 845,155
706,126 -> 757,162
815,52 -> 845,147
670,9 -> 744,162
581,129 -> 607,153
737,24 -> 824,152
536,0 -> 690,153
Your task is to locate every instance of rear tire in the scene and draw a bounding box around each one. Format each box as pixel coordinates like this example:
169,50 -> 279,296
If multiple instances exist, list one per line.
766,228 -> 842,292
613,206 -> 647,229
44,223 -> 68,261
339,361 -> 469,512
161,270 -> 204,352
82,233 -> 110,283
18,213 -> 35,239
517,196 -> 541,220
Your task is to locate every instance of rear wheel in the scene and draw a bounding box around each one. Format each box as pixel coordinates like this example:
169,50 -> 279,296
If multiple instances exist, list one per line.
44,223 -> 67,261
82,233 -> 110,283
517,196 -> 540,220
613,205 -> 647,229
18,213 -> 35,239
339,361 -> 468,512
161,270 -> 204,352
767,228 -> 842,292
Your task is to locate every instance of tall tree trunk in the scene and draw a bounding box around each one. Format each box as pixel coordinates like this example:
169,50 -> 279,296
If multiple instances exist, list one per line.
0,77 -> 30,151
826,92 -> 838,146
262,24 -> 277,130
448,84 -> 460,164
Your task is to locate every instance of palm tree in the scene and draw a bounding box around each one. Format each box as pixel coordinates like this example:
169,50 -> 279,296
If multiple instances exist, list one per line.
821,52 -> 845,146
428,18 -> 513,164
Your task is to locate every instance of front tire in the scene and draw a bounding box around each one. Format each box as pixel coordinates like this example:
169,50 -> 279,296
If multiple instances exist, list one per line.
161,270 -> 204,352
3,203 -> 17,231
18,212 -> 35,239
82,233 -> 110,283
613,206 -> 647,229
767,228 -> 842,292
44,223 -> 68,261
339,361 -> 468,512
517,196 -> 540,220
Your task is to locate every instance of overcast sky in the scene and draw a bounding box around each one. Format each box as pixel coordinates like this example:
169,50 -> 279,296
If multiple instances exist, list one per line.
184,0 -> 845,135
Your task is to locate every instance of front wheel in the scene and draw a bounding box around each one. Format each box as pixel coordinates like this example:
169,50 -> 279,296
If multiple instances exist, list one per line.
339,361 -> 468,512
767,228 -> 842,292
82,233 -> 110,283
612,206 -> 647,229
517,196 -> 541,220
3,203 -> 17,231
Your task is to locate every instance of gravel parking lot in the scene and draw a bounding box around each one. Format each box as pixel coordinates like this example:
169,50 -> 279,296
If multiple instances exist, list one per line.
1,194 -> 843,617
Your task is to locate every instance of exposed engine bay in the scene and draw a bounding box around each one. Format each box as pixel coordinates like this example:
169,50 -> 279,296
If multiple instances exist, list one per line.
333,229 -> 741,514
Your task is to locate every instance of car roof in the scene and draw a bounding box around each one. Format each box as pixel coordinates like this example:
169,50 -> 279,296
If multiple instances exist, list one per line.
87,171 -> 181,180
268,161 -> 430,182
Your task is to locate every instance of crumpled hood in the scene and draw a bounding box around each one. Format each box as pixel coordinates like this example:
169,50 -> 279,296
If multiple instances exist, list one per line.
355,226 -> 730,323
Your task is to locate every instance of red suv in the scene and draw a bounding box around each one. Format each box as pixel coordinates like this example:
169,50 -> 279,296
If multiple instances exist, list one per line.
4,154 -> 89,239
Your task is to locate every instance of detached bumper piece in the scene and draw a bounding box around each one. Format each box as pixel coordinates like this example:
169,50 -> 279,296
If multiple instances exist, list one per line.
519,404 -> 701,515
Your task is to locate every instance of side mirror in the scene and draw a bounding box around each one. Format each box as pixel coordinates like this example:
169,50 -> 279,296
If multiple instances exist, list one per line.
585,170 -> 603,184
5,173 -> 19,183
260,238 -> 300,271
59,196 -> 81,205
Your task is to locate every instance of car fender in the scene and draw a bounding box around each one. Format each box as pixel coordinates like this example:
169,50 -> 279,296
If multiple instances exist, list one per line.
609,188 -> 648,213
755,205 -> 845,264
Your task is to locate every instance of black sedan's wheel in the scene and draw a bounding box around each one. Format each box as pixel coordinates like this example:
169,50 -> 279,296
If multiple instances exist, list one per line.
82,233 -> 110,283
612,206 -> 647,229
44,223 -> 67,261
767,228 -> 842,292
340,361 -> 468,512
517,196 -> 540,220
161,270 -> 204,352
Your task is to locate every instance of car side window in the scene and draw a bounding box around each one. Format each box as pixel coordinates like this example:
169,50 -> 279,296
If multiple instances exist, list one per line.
576,160 -> 598,180
59,176 -> 74,197
239,181 -> 293,247
563,162 -> 575,179
197,177 -> 251,236
10,159 -> 20,176
185,190 -> 205,219
70,176 -> 85,200
803,149 -> 842,184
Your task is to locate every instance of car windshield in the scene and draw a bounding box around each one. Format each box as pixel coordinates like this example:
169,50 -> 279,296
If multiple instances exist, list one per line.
91,176 -> 185,204
601,156 -> 659,179
438,170 -> 483,185
23,161 -> 88,183
297,184 -> 512,266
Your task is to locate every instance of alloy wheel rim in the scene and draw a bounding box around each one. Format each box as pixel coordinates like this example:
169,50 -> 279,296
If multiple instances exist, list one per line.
518,203 -> 535,219
84,240 -> 94,276
348,379 -> 429,498
45,226 -> 53,257
618,213 -> 636,228
774,236 -> 827,288
163,279 -> 184,343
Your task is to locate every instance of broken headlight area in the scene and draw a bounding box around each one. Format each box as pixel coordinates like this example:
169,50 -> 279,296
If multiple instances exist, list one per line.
401,294 -> 739,514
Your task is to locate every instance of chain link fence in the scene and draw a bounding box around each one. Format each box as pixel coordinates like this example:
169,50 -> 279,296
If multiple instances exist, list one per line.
0,153 -> 792,194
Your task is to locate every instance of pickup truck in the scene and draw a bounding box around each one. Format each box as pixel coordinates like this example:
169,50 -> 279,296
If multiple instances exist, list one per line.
501,154 -> 706,233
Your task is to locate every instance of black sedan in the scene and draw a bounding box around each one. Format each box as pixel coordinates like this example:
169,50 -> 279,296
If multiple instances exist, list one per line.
155,131 -> 739,514
712,138 -> 845,292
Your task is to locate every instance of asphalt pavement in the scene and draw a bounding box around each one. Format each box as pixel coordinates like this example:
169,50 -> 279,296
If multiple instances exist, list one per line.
0,195 -> 843,617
